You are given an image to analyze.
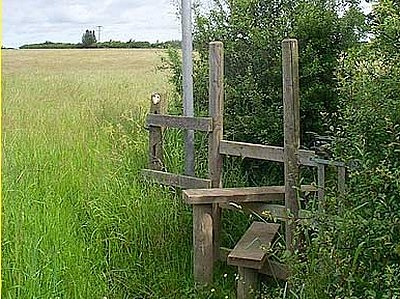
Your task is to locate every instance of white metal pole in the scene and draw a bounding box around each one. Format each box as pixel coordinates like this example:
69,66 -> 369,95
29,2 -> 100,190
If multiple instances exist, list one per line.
182,0 -> 195,176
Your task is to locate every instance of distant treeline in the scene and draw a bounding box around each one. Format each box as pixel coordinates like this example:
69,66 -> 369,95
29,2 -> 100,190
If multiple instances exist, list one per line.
19,40 -> 181,49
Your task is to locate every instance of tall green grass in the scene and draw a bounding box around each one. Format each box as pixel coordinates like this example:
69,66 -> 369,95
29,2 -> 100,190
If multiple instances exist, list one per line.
2,49 -> 251,298
3,50 -> 186,298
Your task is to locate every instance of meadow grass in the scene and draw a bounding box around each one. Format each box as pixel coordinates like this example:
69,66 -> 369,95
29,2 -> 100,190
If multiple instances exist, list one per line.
3,49 -> 185,298
2,48 -> 250,298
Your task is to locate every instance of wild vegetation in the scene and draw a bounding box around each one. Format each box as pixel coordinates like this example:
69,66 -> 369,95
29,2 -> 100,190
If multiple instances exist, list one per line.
165,0 -> 400,297
2,49 -> 234,298
3,0 -> 400,298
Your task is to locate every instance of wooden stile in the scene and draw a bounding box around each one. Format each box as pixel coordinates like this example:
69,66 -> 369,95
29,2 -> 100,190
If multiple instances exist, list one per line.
143,39 -> 346,297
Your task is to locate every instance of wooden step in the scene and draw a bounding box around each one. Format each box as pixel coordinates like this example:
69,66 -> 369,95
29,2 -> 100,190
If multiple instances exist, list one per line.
184,185 -> 317,204
227,222 -> 280,270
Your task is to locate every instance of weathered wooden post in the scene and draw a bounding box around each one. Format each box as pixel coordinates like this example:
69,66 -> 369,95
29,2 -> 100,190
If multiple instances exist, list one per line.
318,164 -> 325,207
193,41 -> 224,285
237,267 -> 258,299
282,39 -> 300,252
337,166 -> 346,197
148,93 -> 165,170
209,41 -> 224,262
193,204 -> 214,284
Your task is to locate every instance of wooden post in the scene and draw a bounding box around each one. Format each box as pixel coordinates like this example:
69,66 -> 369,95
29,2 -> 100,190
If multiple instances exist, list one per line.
282,39 -> 300,252
237,267 -> 258,299
317,164 -> 325,207
209,41 -> 224,264
193,204 -> 214,284
149,92 -> 165,170
338,166 -> 346,197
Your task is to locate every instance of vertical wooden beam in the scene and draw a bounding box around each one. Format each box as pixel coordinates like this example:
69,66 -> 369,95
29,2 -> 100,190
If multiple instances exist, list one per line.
317,164 -> 325,208
149,92 -> 165,170
209,41 -> 224,264
282,39 -> 300,252
338,166 -> 346,197
237,267 -> 259,299
193,204 -> 214,284
209,43 -> 224,187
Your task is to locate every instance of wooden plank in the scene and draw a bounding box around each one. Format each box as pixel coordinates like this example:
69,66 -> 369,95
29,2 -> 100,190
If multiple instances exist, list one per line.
282,38 -> 300,251
193,204 -> 214,284
220,140 -> 283,161
219,248 -> 289,280
184,186 -> 285,204
184,185 -> 316,205
209,41 -> 224,263
219,140 -> 316,167
148,93 -> 165,170
237,267 -> 259,299
312,157 -> 345,167
147,114 -> 213,132
142,169 -> 211,189
227,222 -> 280,269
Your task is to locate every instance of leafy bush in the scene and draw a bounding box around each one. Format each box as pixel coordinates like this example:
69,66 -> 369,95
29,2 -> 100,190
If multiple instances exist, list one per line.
291,1 -> 400,297
169,0 -> 364,145
165,0 -> 365,185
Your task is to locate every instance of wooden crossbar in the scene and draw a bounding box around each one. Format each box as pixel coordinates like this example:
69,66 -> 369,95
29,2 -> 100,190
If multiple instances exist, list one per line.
142,169 -> 211,189
147,114 -> 213,132
219,140 -> 316,167
185,186 -> 284,204
184,185 -> 317,204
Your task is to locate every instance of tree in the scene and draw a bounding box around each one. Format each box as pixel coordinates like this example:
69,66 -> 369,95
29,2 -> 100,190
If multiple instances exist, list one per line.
82,29 -> 97,47
166,0 -> 365,185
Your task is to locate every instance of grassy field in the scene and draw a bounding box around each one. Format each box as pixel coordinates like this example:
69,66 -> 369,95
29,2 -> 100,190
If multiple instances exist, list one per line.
2,48 -> 241,298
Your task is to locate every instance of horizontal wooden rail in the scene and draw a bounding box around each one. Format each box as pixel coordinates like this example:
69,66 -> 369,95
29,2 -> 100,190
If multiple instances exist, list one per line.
184,185 -> 316,204
311,157 -> 346,167
185,186 -> 284,204
219,140 -> 316,167
142,169 -> 211,189
147,114 -> 213,132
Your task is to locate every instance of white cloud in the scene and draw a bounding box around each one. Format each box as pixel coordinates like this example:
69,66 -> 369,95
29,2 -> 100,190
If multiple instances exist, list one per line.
3,0 -> 181,48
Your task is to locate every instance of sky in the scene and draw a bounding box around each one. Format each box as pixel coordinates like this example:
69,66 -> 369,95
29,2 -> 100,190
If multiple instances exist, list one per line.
3,0 -> 372,49
3,0 -> 182,48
